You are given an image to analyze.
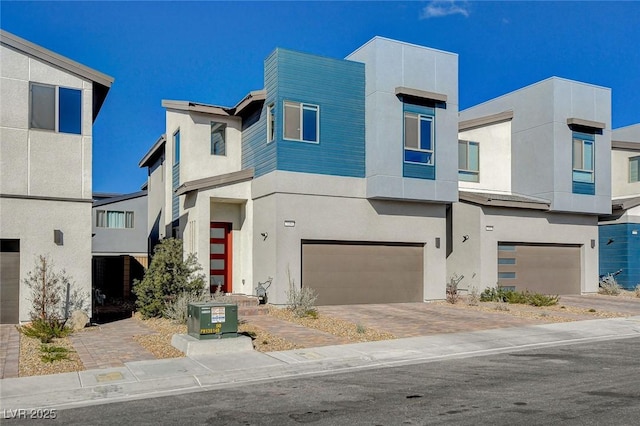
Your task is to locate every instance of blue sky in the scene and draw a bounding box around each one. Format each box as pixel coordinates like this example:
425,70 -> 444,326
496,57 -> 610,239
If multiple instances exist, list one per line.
2,1 -> 639,193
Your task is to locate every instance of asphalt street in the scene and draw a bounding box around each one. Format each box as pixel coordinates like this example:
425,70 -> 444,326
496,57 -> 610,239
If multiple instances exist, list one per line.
7,336 -> 639,425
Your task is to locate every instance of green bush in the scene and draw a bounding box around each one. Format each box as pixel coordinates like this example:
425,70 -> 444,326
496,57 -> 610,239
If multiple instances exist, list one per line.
480,286 -> 559,307
40,345 -> 73,363
598,274 -> 621,296
17,318 -> 70,344
285,268 -> 318,318
133,238 -> 206,318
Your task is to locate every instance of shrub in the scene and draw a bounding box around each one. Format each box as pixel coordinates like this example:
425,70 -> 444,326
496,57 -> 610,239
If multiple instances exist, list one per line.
40,345 -> 73,363
16,255 -> 87,343
133,238 -> 206,318
480,285 -> 558,307
526,292 -> 559,307
446,276 -> 459,304
635,284 -> 640,298
285,268 -> 318,318
356,324 -> 367,334
598,274 -> 621,296
163,291 -> 208,324
467,286 -> 480,306
480,286 -> 509,302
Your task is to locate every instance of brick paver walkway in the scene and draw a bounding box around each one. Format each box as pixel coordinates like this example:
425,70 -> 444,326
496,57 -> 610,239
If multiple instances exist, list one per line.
244,315 -> 351,347
69,318 -> 157,369
560,295 -> 640,316
0,324 -> 20,379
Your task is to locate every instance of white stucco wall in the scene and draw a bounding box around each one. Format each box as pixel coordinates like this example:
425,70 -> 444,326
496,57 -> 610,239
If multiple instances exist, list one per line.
447,202 -> 599,294
459,77 -> 612,215
611,149 -> 640,198
347,37 -> 459,203
251,171 -> 448,304
1,43 -> 96,322
458,121 -> 512,194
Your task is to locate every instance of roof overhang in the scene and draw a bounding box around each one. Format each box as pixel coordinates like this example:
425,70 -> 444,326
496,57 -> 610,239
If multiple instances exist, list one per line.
611,140 -> 640,151
93,191 -> 147,207
459,110 -> 514,132
161,100 -> 233,116
612,196 -> 640,212
233,90 -> 266,116
395,86 -> 447,108
175,169 -> 254,196
459,190 -> 550,211
566,118 -> 606,130
1,30 -> 114,121
138,134 -> 166,168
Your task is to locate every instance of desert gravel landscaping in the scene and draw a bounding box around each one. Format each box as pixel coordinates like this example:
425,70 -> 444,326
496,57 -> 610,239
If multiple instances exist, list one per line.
13,292 -> 640,378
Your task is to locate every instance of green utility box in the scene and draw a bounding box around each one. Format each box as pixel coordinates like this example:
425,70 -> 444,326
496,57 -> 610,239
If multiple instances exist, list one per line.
187,302 -> 238,339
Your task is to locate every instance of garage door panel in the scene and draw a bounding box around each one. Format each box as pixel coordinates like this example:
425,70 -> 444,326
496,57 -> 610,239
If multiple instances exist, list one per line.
498,244 -> 580,295
303,243 -> 423,305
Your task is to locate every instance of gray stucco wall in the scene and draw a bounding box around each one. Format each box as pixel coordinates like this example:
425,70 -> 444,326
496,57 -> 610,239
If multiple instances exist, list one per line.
92,194 -> 148,255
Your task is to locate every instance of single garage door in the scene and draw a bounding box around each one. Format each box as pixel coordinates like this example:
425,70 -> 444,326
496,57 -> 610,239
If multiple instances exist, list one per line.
1,239 -> 20,324
302,241 -> 424,305
497,243 -> 581,295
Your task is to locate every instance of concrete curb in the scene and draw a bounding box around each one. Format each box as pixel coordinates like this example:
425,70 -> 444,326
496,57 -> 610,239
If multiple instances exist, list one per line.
1,316 -> 639,412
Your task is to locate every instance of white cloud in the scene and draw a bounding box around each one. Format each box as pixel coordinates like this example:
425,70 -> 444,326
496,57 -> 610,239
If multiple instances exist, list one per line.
420,1 -> 470,19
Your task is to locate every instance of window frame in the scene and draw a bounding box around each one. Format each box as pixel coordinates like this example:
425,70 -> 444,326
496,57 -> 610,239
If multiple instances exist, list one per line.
96,210 -> 134,229
572,134 -> 594,184
267,103 -> 275,144
458,139 -> 480,182
629,156 -> 640,183
403,111 -> 435,166
210,122 -> 227,156
173,129 -> 181,165
283,100 -> 320,144
29,82 -> 82,135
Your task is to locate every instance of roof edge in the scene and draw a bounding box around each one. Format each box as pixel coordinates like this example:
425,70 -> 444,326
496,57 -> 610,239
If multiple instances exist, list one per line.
139,134 -> 166,168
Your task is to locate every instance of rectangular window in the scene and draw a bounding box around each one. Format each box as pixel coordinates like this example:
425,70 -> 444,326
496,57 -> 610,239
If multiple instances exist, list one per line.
458,140 -> 479,182
283,101 -> 319,143
404,112 -> 434,165
98,211 -> 134,229
498,272 -> 516,279
173,130 -> 180,164
572,133 -> 594,184
267,103 -> 275,143
211,122 -> 226,156
498,258 -> 516,265
30,83 -> 82,134
630,156 -> 639,183
96,210 -> 105,227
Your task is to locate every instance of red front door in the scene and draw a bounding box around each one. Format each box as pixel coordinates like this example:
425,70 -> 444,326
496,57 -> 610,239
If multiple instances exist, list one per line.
210,222 -> 232,294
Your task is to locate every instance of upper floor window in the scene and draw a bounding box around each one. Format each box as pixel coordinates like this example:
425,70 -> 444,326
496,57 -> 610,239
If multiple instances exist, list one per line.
30,83 -> 82,135
96,210 -> 134,229
404,112 -> 434,165
458,140 -> 479,182
284,101 -> 319,143
211,122 -> 226,156
267,103 -> 275,143
572,132 -> 594,184
173,129 -> 180,164
630,156 -> 640,183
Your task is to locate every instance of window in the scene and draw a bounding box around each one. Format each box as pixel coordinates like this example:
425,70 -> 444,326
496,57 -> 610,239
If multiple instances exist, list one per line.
173,130 -> 180,164
572,133 -> 594,184
404,112 -> 434,165
283,101 -> 319,142
630,156 -> 640,183
30,83 -> 82,134
96,210 -> 134,229
211,122 -> 226,156
267,103 -> 275,143
458,140 -> 479,182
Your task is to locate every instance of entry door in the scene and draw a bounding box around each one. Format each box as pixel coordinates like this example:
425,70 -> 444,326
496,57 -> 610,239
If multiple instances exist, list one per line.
210,222 -> 232,294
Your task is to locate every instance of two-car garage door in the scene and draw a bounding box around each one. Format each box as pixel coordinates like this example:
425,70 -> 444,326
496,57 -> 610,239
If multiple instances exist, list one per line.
497,243 -> 581,295
302,241 -> 424,305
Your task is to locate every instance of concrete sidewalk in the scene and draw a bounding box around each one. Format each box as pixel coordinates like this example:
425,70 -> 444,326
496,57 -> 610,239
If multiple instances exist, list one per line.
2,316 -> 639,412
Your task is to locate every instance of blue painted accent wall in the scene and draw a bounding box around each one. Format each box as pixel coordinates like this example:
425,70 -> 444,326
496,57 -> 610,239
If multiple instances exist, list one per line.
172,163 -> 179,221
599,223 -> 640,289
403,103 -> 436,180
247,48 -> 366,178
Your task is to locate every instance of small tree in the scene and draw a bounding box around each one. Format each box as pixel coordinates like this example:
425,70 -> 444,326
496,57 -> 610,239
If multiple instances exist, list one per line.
133,238 -> 206,318
17,255 -> 88,343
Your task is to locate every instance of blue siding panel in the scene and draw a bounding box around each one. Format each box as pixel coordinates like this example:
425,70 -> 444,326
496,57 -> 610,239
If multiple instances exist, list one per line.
599,223 -> 640,289
573,181 -> 595,195
274,49 -> 365,178
172,164 -> 180,221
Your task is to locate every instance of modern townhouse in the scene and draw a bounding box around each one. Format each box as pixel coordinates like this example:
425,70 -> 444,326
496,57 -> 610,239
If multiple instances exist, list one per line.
140,36 -> 459,305
0,30 -> 113,323
92,191 -> 148,301
598,124 -> 640,289
447,77 -> 611,295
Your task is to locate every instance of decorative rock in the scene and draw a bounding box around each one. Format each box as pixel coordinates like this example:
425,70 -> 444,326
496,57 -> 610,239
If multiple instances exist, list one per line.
68,310 -> 89,331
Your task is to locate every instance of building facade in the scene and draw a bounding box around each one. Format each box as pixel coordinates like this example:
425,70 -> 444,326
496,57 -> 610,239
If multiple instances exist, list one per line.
0,30 -> 113,323
447,78 -> 612,295
598,124 -> 640,289
141,37 -> 459,305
